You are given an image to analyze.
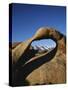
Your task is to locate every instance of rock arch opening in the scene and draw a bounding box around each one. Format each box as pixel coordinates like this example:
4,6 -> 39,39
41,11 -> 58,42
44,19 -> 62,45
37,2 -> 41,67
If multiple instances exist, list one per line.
31,39 -> 56,52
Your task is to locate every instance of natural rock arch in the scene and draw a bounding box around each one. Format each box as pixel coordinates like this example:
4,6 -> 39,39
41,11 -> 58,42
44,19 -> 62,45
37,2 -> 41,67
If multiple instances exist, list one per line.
11,27 -> 66,86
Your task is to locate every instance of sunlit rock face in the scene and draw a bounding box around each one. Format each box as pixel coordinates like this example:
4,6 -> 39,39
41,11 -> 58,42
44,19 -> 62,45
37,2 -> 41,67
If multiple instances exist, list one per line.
26,28 -> 66,85
10,27 -> 66,86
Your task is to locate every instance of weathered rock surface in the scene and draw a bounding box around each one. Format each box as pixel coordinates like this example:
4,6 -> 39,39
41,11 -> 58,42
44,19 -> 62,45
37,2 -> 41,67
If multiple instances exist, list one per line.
10,27 -> 66,86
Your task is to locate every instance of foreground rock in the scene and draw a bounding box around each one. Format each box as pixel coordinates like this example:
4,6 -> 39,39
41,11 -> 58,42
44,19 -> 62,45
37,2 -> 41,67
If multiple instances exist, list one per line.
10,27 -> 66,86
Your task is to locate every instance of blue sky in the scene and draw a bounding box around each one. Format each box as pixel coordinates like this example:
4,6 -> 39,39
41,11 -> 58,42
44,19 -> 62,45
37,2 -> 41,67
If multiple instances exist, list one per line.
12,3 -> 66,48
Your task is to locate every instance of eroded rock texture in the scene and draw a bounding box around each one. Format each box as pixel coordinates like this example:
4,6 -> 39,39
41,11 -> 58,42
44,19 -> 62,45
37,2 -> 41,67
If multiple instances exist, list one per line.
10,27 -> 66,86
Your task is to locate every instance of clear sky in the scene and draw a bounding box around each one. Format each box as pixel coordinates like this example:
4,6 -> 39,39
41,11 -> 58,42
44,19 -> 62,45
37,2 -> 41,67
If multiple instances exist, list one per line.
12,3 -> 66,48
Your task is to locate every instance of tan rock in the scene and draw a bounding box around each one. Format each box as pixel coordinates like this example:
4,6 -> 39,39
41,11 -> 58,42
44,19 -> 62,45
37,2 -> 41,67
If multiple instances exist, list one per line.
10,27 -> 66,86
